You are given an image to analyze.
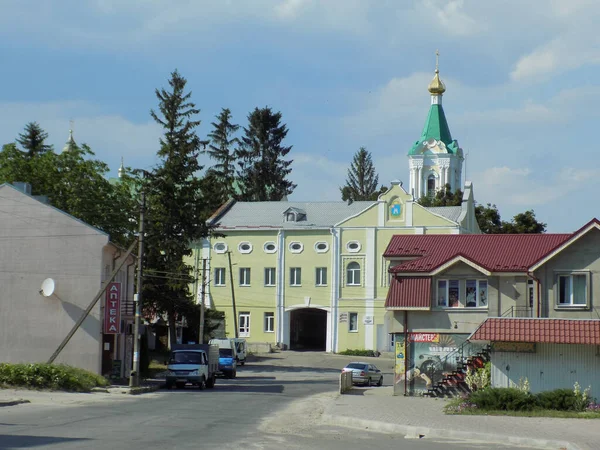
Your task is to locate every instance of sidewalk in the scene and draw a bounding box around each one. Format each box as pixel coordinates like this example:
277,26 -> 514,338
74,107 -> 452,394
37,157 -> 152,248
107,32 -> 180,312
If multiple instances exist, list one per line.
322,386 -> 600,450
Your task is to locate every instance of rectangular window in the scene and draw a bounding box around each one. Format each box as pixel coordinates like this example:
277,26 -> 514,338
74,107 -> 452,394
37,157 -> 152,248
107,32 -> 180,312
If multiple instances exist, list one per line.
528,279 -> 534,309
316,267 -> 327,286
290,267 -> 302,286
264,312 -> 274,333
437,280 -> 447,307
264,267 -> 276,286
448,280 -> 460,307
214,267 -> 226,286
437,279 -> 488,308
239,312 -> 250,337
558,274 -> 587,306
239,268 -> 251,286
349,312 -> 358,332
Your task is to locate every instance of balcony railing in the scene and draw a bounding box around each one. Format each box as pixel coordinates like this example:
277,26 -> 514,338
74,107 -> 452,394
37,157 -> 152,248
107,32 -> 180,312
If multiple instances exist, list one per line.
501,306 -> 533,318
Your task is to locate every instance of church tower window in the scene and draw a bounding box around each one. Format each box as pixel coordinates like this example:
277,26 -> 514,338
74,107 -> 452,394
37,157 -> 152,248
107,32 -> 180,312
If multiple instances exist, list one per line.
427,175 -> 436,198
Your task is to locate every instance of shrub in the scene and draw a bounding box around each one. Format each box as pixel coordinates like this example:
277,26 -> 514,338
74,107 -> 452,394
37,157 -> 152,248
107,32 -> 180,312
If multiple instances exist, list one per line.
465,362 -> 490,392
536,388 -> 579,411
0,363 -> 109,392
338,349 -> 380,357
469,387 -> 537,411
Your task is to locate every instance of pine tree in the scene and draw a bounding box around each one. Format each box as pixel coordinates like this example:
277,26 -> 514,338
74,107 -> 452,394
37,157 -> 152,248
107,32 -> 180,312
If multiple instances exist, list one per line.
143,70 -> 212,347
206,108 -> 240,204
16,122 -> 52,159
340,147 -> 382,202
236,107 -> 296,201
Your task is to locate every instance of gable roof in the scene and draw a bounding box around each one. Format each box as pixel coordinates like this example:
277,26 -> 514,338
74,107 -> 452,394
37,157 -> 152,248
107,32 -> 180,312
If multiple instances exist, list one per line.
425,206 -> 463,223
469,318 -> 600,345
209,200 -> 376,229
385,233 -> 571,274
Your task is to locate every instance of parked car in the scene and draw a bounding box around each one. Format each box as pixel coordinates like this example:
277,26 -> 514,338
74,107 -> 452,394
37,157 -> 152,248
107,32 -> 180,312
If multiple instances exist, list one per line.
342,362 -> 383,386
165,344 -> 219,390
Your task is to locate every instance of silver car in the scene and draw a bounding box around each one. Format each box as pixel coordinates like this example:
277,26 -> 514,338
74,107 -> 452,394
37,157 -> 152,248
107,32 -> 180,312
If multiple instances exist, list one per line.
342,362 -> 383,386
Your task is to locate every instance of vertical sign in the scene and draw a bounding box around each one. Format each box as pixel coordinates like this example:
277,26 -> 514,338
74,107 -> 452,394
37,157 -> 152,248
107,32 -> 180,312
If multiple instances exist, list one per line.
394,337 -> 406,396
104,282 -> 121,334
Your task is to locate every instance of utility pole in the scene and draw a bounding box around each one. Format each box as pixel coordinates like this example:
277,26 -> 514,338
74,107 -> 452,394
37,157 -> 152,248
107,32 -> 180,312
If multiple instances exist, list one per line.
226,251 -> 238,338
199,257 -> 207,344
130,190 -> 145,388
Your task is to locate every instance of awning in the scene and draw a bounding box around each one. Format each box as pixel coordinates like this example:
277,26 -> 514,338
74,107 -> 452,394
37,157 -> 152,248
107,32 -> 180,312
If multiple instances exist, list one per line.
385,277 -> 431,310
469,318 -> 600,345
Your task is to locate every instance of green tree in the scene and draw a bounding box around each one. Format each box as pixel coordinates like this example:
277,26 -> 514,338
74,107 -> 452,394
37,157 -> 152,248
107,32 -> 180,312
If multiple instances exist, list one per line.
206,108 -> 239,204
474,203 -> 503,234
340,147 -> 385,202
16,122 -> 52,159
143,70 -> 212,348
502,210 -> 546,234
474,204 -> 546,234
417,183 -> 463,207
236,106 -> 295,201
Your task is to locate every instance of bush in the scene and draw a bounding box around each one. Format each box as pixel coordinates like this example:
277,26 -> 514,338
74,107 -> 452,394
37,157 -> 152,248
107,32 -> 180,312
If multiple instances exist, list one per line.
536,389 -> 579,411
0,363 -> 109,392
338,349 -> 380,357
469,387 -> 537,411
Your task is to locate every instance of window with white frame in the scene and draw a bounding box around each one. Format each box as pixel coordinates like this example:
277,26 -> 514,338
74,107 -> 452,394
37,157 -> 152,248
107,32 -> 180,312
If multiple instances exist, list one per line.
557,273 -> 588,306
437,279 -> 487,308
239,268 -> 251,286
528,279 -> 534,309
239,312 -> 250,337
316,267 -> 327,286
346,262 -> 361,286
213,242 -> 227,254
348,312 -> 358,332
346,241 -> 361,253
264,267 -> 276,286
264,312 -> 274,333
289,242 -> 303,253
238,242 -> 253,254
264,242 -> 277,253
214,267 -> 226,286
315,242 -> 329,253
290,267 -> 302,286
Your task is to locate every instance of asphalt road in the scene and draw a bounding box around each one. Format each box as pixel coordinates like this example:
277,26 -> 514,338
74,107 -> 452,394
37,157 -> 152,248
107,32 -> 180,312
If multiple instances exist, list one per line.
0,354 -> 533,450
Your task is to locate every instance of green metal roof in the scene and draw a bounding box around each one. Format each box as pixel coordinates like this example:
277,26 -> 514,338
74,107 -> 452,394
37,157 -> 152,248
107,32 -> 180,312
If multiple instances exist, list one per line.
409,104 -> 456,155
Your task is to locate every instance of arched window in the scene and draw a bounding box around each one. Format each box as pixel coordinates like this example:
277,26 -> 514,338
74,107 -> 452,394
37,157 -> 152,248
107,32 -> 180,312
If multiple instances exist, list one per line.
346,262 -> 361,286
427,174 -> 436,197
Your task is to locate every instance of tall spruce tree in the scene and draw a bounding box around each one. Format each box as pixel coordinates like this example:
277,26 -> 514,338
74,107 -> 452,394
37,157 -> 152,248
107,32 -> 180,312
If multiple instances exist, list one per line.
16,122 -> 52,159
206,108 -> 240,204
340,147 -> 383,202
236,106 -> 295,201
143,70 -> 212,347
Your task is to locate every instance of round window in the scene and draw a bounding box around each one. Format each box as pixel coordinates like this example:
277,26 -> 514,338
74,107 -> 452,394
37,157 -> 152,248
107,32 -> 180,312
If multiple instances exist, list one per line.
264,242 -> 277,253
241,244 -> 251,251
238,242 -> 253,254
214,242 -> 227,253
347,241 -> 361,252
289,242 -> 303,253
315,242 -> 329,253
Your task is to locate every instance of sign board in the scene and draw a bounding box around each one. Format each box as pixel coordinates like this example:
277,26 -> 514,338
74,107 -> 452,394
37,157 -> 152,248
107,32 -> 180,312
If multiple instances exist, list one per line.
363,315 -> 374,325
493,341 -> 536,353
408,333 -> 439,343
104,282 -> 121,334
339,312 -> 348,323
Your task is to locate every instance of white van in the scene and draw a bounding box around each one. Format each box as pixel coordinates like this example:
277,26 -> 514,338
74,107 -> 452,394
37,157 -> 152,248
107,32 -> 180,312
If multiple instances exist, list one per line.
232,338 -> 247,366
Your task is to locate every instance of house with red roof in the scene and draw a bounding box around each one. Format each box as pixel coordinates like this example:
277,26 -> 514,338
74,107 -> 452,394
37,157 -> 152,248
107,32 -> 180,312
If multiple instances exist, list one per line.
384,219 -> 600,396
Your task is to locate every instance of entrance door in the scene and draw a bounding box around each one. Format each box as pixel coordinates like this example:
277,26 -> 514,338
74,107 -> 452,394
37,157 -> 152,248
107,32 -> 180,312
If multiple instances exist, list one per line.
239,312 -> 250,337
289,308 -> 327,350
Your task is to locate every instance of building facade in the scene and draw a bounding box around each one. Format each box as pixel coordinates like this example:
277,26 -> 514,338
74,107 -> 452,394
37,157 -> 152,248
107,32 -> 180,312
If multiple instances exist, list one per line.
194,64 -> 481,353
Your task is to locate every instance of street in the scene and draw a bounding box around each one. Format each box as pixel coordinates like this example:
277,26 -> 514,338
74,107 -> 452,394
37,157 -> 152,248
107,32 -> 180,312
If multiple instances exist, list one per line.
0,352 -> 533,450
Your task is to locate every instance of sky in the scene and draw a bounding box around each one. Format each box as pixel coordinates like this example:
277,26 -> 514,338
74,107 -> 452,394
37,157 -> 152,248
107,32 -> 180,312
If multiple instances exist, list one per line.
0,0 -> 599,232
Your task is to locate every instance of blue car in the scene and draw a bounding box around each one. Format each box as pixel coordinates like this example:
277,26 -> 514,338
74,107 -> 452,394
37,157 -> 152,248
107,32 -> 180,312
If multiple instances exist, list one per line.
218,348 -> 237,378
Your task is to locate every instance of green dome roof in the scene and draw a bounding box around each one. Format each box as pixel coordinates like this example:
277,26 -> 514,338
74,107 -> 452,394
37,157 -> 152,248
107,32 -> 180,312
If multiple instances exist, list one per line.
408,104 -> 457,155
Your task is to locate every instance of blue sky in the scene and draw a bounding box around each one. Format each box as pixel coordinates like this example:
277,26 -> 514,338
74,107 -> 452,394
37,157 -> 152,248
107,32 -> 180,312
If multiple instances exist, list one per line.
1,0 -> 598,232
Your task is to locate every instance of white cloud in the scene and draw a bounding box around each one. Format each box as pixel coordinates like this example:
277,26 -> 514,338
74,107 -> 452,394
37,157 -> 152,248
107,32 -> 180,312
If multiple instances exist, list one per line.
421,0 -> 486,36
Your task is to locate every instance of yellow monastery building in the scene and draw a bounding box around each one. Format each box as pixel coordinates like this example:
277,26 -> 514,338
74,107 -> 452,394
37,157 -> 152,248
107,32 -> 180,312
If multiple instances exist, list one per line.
193,65 -> 480,352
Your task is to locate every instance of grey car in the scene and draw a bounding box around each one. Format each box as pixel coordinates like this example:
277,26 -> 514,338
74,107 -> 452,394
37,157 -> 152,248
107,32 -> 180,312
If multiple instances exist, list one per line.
342,362 -> 383,386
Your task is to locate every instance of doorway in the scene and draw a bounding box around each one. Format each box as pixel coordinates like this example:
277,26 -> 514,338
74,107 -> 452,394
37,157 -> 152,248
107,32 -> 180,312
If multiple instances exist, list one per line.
289,308 -> 327,350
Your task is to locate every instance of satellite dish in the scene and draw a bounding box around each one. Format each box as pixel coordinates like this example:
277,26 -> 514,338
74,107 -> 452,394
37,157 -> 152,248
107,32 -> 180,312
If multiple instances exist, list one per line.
40,278 -> 55,297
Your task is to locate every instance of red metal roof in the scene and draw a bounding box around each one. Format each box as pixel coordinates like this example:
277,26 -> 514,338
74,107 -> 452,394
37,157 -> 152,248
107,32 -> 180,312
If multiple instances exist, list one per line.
385,234 -> 571,273
470,318 -> 600,345
385,277 -> 431,309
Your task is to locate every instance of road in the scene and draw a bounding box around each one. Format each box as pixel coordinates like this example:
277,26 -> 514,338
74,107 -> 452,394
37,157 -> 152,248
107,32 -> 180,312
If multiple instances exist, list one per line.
0,352 -> 532,450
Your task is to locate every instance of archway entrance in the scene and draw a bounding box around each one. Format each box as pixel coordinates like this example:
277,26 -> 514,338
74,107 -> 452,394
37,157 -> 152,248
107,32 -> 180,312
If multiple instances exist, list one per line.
289,308 -> 327,350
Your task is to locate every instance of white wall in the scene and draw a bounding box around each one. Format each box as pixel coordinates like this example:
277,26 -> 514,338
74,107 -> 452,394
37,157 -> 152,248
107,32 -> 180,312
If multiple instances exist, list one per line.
0,185 -> 108,373
491,343 -> 600,395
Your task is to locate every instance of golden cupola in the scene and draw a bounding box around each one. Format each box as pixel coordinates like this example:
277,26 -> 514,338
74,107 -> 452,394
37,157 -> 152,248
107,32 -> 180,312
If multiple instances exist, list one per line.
428,50 -> 446,95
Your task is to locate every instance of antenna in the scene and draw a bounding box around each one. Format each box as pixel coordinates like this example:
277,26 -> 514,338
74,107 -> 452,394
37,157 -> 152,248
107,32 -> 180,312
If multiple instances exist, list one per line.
40,278 -> 56,297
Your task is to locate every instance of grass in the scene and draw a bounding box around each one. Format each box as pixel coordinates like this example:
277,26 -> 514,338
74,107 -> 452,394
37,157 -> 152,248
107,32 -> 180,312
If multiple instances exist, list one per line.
444,396 -> 600,419
0,363 -> 109,393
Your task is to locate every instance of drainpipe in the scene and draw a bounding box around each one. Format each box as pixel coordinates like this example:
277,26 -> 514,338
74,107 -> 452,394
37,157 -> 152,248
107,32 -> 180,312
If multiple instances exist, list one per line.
527,271 -> 542,318
404,308 -> 408,396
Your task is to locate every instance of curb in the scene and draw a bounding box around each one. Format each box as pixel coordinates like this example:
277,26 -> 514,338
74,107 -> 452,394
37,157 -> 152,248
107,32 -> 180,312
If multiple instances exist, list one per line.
0,399 -> 31,407
129,384 -> 164,395
321,414 -> 580,450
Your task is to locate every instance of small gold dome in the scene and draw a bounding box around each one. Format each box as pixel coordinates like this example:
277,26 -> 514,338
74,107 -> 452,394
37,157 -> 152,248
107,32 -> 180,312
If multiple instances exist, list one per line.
428,69 -> 446,95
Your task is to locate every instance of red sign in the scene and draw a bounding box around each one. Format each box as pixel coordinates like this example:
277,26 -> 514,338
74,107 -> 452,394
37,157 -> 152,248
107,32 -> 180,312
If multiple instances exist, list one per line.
408,333 -> 439,343
104,282 -> 121,334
